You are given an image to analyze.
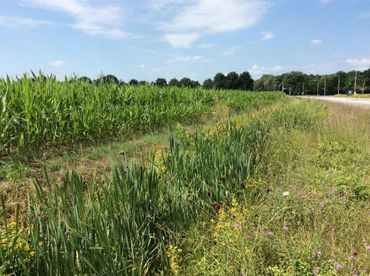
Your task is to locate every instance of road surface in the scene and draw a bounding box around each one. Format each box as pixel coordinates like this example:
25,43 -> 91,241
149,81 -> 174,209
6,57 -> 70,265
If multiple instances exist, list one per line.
298,96 -> 370,108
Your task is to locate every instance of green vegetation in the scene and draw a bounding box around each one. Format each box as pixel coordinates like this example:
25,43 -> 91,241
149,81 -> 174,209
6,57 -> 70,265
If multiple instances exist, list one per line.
0,74 -> 282,155
0,78 -> 369,275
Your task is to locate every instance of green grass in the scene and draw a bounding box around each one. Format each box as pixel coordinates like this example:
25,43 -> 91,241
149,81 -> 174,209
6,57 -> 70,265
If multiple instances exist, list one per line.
1,94 -> 368,275
180,103 -> 370,275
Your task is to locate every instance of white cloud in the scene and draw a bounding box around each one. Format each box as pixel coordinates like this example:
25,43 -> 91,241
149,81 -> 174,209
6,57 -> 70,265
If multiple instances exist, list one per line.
158,0 -> 268,47
261,31 -> 273,41
49,60 -> 65,67
311,39 -> 323,45
346,57 -> 370,70
249,64 -> 283,78
222,45 -> 243,56
0,15 -> 52,27
166,55 -> 203,63
165,33 -> 200,48
23,0 -> 127,39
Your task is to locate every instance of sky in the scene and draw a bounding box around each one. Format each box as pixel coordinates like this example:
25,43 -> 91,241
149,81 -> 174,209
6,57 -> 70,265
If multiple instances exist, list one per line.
0,0 -> 370,82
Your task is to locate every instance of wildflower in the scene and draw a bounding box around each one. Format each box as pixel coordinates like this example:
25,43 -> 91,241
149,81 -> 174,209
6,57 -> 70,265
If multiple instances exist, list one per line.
313,267 -> 321,275
366,246 -> 370,251
232,223 -> 240,229
328,258 -> 334,264
282,191 -> 289,196
348,255 -> 356,261
282,226 -> 289,232
267,231 -> 274,237
323,197 -> 329,203
335,264 -> 344,271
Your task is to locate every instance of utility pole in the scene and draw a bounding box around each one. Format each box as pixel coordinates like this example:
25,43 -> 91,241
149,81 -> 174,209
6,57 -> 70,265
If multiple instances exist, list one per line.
337,75 -> 340,94
316,80 -> 320,96
324,78 -> 327,96
302,83 -> 305,95
354,71 -> 358,94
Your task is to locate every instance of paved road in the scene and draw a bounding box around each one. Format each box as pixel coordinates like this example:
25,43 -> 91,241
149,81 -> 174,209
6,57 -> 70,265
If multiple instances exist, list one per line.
298,96 -> 370,108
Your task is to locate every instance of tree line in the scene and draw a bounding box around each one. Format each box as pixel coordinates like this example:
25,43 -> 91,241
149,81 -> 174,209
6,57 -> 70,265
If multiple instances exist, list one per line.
254,69 -> 370,95
77,68 -> 370,94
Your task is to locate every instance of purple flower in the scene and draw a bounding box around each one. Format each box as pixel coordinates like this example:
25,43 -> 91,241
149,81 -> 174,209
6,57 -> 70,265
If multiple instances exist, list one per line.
366,245 -> 370,251
335,264 -> 344,271
267,231 -> 274,237
282,226 -> 289,232
329,189 -> 338,194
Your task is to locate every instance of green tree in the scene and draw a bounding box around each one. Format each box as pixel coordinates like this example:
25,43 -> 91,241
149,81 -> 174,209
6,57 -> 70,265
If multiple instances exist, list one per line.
238,72 -> 254,90
225,72 -> 239,89
155,78 -> 167,87
129,79 -> 139,86
213,73 -> 226,89
203,78 -> 214,89
169,78 -> 180,87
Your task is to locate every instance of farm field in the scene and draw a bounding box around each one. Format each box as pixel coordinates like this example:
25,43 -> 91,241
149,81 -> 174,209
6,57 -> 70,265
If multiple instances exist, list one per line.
0,77 -> 369,275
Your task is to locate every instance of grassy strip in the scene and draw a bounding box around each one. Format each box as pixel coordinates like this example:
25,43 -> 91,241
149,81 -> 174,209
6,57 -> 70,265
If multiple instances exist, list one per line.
180,102 -> 370,275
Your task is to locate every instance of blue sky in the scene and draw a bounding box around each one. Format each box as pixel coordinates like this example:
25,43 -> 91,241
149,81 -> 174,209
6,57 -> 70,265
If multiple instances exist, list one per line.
0,0 -> 370,81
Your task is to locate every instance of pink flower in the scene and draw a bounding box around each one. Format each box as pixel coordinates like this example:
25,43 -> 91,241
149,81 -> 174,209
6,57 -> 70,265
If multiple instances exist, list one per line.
282,226 -> 289,232
335,264 -> 344,271
267,231 -> 274,237
348,255 -> 356,261
232,223 -> 240,229
313,267 -> 321,275
366,246 -> 370,251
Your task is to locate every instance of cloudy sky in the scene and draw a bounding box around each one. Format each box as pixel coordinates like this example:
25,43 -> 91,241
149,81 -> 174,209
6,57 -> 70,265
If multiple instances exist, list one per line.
0,0 -> 370,81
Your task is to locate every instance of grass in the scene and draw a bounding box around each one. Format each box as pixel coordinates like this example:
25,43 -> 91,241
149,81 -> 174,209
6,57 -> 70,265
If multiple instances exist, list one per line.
0,93 -> 369,275
179,102 -> 370,275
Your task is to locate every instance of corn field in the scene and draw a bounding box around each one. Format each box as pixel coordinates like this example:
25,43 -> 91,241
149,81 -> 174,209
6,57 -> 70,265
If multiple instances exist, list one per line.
0,74 -> 284,156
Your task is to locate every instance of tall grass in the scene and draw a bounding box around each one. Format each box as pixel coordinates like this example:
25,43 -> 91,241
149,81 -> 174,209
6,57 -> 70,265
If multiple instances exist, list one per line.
0,100 -> 324,274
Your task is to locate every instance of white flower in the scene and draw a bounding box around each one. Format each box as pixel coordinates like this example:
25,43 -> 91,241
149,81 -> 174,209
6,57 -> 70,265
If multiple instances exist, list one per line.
282,191 -> 289,196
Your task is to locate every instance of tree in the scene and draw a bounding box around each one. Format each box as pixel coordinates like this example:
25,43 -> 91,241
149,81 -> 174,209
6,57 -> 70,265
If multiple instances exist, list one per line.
103,74 -> 119,84
238,71 -> 254,90
155,78 -> 167,87
169,78 -> 180,87
254,74 -> 277,91
213,73 -> 226,89
203,78 -> 214,89
363,68 -> 370,93
225,72 -> 239,89
129,79 -> 139,86
79,76 -> 92,84
179,77 -> 194,88
282,71 -> 306,95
